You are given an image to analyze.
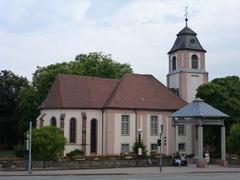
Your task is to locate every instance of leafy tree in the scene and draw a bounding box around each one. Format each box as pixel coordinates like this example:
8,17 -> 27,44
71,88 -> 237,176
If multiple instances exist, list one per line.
32,52 -> 132,101
0,70 -> 28,149
196,76 -> 240,157
30,126 -> 66,166
19,85 -> 40,132
227,123 -> 240,156
19,52 -> 133,134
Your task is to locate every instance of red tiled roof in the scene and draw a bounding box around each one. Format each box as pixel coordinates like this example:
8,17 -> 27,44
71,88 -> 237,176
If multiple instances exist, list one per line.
41,75 -> 119,109
41,73 -> 186,110
104,74 -> 186,110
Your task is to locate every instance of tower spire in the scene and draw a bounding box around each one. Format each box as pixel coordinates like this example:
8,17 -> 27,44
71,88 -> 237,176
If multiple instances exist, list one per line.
185,6 -> 188,27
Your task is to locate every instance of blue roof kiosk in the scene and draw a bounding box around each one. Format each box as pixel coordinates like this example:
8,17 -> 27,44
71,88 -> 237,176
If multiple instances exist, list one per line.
171,98 -> 229,168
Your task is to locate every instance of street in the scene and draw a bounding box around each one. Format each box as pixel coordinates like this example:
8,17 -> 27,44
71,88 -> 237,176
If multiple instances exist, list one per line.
1,173 -> 240,180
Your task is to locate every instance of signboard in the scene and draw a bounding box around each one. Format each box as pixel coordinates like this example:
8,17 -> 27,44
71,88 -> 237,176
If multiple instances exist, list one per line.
138,148 -> 142,155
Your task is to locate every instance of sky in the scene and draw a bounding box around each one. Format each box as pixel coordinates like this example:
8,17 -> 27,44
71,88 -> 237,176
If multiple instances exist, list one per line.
0,0 -> 240,84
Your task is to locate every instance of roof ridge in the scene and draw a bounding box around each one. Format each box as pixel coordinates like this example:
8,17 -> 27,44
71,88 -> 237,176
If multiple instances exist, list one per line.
58,74 -> 118,81
103,75 -> 124,108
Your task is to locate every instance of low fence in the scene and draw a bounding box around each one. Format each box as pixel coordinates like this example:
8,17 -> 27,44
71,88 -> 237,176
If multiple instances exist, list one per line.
0,158 -> 173,171
1,158 -> 239,171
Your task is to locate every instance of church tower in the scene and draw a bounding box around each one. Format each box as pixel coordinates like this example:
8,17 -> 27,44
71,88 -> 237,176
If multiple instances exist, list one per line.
167,17 -> 208,103
167,13 -> 209,154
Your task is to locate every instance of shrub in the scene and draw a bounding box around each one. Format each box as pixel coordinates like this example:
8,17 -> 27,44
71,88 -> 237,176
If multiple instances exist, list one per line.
14,144 -> 26,157
30,126 -> 67,161
66,149 -> 84,158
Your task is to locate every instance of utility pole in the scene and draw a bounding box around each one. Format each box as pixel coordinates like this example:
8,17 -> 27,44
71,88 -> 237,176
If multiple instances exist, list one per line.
159,124 -> 163,172
28,121 -> 32,175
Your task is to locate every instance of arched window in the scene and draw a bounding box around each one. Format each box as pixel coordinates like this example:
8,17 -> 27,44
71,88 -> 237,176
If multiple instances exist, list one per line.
172,56 -> 176,71
90,119 -> 97,154
69,118 -> 77,143
191,55 -> 198,69
50,117 -> 57,126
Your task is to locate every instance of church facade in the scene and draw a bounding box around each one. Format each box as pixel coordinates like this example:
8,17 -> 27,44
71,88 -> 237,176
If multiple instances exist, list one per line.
37,21 -> 208,156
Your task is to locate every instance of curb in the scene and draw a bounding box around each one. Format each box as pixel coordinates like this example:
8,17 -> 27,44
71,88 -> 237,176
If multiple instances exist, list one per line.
1,171 -> 240,177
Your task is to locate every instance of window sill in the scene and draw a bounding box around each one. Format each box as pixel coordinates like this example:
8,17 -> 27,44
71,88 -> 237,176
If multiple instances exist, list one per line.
151,134 -> 158,136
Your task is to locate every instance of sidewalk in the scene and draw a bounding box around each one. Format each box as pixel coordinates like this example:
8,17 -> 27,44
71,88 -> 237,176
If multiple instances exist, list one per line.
0,165 -> 240,176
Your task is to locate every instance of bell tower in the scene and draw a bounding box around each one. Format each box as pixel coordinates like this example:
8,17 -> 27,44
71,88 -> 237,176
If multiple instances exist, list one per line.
168,10 -> 209,154
167,14 -> 208,103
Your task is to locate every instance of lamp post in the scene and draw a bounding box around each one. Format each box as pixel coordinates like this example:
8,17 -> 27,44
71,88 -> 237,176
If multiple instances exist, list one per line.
137,128 -> 142,167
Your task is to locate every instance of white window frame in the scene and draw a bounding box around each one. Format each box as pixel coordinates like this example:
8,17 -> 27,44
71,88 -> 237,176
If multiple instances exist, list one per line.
178,143 -> 186,151
121,143 -> 130,153
121,115 -> 130,136
150,115 -> 158,136
178,125 -> 185,136
151,143 -> 158,151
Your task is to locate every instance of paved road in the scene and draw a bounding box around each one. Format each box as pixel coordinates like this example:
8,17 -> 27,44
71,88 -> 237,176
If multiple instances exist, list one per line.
1,165 -> 240,179
1,173 -> 240,180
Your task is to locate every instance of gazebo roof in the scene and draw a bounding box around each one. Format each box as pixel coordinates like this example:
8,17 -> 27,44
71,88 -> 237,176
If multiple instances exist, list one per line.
171,98 -> 229,118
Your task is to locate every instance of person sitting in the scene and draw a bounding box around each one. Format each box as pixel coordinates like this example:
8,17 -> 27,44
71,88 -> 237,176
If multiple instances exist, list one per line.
180,154 -> 187,166
204,151 -> 210,165
173,152 -> 181,166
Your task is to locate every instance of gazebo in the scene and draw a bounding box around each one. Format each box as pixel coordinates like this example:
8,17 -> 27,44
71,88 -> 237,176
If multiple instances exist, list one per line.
171,98 -> 229,167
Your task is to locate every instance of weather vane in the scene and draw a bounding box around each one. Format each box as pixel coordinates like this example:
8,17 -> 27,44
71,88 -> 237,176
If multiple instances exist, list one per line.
185,6 -> 188,27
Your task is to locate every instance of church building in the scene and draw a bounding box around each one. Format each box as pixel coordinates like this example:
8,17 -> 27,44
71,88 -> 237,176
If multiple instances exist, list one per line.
37,19 -> 208,156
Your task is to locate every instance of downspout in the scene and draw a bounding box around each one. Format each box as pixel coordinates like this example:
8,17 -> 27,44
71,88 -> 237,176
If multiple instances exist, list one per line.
102,109 -> 104,155
135,109 -> 137,141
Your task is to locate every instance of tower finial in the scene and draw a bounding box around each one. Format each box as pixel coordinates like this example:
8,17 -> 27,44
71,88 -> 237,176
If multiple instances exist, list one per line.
185,6 -> 188,27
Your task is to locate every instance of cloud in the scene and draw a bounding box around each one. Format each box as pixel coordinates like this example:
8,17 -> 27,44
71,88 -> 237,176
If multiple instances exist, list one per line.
0,0 -> 240,83
0,0 -> 91,33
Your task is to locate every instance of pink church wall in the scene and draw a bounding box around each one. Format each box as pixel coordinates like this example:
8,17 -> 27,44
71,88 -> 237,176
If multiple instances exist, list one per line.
105,110 -> 115,154
103,109 -> 175,155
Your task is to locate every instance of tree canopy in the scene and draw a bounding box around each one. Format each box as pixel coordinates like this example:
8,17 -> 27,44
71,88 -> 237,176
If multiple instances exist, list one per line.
197,76 -> 240,129
32,52 -> 132,102
196,76 -> 240,156
0,70 -> 28,149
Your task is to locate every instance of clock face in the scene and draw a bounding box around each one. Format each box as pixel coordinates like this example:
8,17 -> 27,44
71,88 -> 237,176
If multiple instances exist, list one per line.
190,39 -> 195,44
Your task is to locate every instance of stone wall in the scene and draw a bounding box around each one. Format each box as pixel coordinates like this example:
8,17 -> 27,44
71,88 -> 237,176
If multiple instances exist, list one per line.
0,159 -> 173,171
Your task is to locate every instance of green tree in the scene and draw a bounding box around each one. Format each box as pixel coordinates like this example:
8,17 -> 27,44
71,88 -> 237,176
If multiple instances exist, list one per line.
227,123 -> 240,156
19,52 -> 133,134
30,126 -> 66,165
196,76 -> 240,157
0,70 -> 28,148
